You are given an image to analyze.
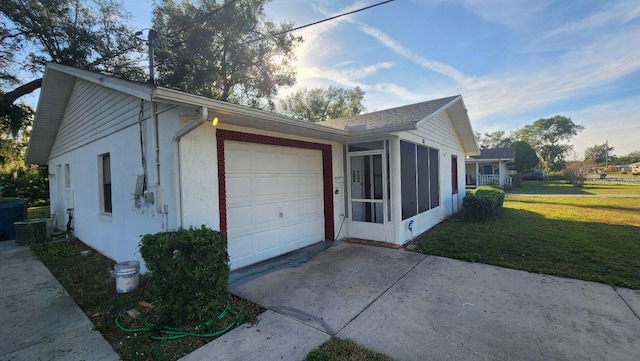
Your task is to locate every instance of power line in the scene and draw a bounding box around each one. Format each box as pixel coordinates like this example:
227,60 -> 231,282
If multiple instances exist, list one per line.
243,0 -> 397,44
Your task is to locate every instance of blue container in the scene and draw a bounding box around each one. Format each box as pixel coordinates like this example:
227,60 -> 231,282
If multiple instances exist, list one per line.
0,202 -> 27,241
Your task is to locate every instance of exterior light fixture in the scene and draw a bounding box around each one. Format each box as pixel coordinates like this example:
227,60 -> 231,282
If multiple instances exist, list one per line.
211,117 -> 219,126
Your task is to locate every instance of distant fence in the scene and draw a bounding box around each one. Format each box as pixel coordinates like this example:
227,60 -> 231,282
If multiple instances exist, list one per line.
585,176 -> 640,185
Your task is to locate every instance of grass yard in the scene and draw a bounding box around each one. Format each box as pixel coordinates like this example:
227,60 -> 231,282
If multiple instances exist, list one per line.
415,196 -> 640,289
511,180 -> 640,195
306,338 -> 393,361
27,205 -> 50,219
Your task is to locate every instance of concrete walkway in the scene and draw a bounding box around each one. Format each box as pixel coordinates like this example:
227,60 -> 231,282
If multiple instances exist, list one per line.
184,241 -> 640,361
0,240 -> 119,361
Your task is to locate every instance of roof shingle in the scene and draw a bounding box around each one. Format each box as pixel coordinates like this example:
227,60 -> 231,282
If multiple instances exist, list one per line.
316,96 -> 459,130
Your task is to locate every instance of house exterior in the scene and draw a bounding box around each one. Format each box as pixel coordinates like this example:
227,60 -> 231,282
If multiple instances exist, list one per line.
26,64 -> 479,271
465,147 -> 515,188
631,162 -> 640,175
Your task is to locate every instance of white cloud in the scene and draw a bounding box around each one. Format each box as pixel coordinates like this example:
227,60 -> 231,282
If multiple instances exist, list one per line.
417,0 -> 551,30
543,0 -> 640,39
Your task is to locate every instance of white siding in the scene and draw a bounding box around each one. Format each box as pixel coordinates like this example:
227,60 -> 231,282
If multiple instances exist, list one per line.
392,109 -> 466,244
46,83 -> 182,272
49,79 -> 149,159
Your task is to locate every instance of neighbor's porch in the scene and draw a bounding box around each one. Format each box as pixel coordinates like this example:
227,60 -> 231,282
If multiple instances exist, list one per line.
465,161 -> 512,188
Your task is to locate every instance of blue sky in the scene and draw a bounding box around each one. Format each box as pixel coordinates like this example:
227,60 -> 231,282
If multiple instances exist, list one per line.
125,0 -> 640,158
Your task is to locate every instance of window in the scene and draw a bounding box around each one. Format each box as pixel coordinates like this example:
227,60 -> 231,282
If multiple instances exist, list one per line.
99,153 -> 112,213
400,140 -> 439,220
451,155 -> 458,194
64,164 -> 70,188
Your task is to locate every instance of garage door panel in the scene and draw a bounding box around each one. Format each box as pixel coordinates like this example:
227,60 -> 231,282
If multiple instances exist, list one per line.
254,229 -> 279,253
253,149 -> 281,170
303,198 -> 322,216
280,223 -> 305,245
301,154 -> 321,170
303,176 -> 322,193
281,176 -> 302,194
253,203 -> 280,225
227,205 -> 252,229
254,176 -> 281,198
280,199 -> 303,218
227,234 -> 253,259
281,153 -> 300,171
226,147 -> 251,171
226,176 -> 252,204
225,140 -> 325,270
303,220 -> 323,238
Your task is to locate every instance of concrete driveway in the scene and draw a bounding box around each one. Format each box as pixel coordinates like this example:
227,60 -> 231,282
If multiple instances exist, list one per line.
186,241 -> 640,361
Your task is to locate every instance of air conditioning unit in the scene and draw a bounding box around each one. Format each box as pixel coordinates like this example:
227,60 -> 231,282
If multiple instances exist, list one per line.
14,218 -> 51,245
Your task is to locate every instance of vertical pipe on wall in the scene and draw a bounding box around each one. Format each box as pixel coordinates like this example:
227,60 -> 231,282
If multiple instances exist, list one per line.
173,106 -> 208,228
151,102 -> 160,187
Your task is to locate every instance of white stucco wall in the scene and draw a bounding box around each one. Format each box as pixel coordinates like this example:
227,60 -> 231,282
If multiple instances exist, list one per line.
48,125 -> 166,270
179,122 -> 346,241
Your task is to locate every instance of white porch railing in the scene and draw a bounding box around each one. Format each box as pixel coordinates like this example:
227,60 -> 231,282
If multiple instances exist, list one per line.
468,175 -> 512,188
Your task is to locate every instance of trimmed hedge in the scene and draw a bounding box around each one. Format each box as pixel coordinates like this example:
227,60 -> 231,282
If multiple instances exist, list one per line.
463,186 -> 505,221
139,226 -> 229,325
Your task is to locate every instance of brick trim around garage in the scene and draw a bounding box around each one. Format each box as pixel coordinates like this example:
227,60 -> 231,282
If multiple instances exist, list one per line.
216,129 -> 335,241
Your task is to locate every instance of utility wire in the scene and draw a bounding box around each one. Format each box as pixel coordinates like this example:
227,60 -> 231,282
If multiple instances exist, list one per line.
243,0 -> 397,45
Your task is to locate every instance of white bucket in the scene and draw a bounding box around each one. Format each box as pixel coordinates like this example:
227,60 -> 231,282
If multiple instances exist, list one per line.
115,261 -> 140,293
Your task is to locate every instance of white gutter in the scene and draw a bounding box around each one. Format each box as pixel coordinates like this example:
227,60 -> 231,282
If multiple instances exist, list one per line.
173,106 -> 208,228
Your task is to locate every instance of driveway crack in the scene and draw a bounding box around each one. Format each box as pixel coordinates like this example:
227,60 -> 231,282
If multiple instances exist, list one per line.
335,253 -> 429,335
613,287 -> 640,321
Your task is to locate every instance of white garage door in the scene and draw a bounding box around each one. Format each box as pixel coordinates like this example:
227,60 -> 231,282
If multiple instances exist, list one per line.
225,141 -> 324,270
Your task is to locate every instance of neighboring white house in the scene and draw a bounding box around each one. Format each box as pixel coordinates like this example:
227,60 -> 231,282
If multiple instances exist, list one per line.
631,162 -> 640,175
26,64 -> 480,271
465,147 -> 515,188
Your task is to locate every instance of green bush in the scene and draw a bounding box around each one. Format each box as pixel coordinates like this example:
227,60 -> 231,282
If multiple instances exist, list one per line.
463,186 -> 505,221
546,171 -> 565,180
139,226 -> 229,325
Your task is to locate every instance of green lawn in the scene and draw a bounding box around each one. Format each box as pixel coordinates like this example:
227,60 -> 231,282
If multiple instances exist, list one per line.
415,196 -> 640,289
27,205 -> 50,219
306,338 -> 393,361
511,180 -> 640,195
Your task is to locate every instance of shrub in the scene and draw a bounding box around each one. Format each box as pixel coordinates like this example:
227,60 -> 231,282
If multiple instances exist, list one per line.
463,186 -> 505,221
139,226 -> 229,325
546,171 -> 565,180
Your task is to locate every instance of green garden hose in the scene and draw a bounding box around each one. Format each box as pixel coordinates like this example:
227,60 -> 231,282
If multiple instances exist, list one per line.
115,215 -> 345,339
115,299 -> 237,340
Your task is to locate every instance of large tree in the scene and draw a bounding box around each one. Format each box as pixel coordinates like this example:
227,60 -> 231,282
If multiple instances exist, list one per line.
617,151 -> 640,165
0,0 -> 145,136
476,130 -> 514,149
514,115 -> 584,171
278,86 -> 366,122
152,0 -> 302,109
512,141 -> 539,173
584,143 -> 616,165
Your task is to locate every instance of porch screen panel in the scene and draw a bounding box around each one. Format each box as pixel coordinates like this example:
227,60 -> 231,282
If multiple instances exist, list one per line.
400,141 -> 417,220
417,146 -> 430,213
429,148 -> 439,208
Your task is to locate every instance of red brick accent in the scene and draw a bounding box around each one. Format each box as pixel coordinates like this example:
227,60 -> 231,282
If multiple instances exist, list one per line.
216,129 -> 335,241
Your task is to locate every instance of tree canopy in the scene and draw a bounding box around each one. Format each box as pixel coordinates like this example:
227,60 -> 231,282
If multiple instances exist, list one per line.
584,143 -> 616,165
278,86 -> 366,122
152,0 -> 302,109
475,130 -> 514,150
513,115 -> 584,171
0,0 -> 145,137
512,141 -> 539,173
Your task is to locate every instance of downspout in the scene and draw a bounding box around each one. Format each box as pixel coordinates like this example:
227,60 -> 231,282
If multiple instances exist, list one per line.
173,106 -> 208,228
